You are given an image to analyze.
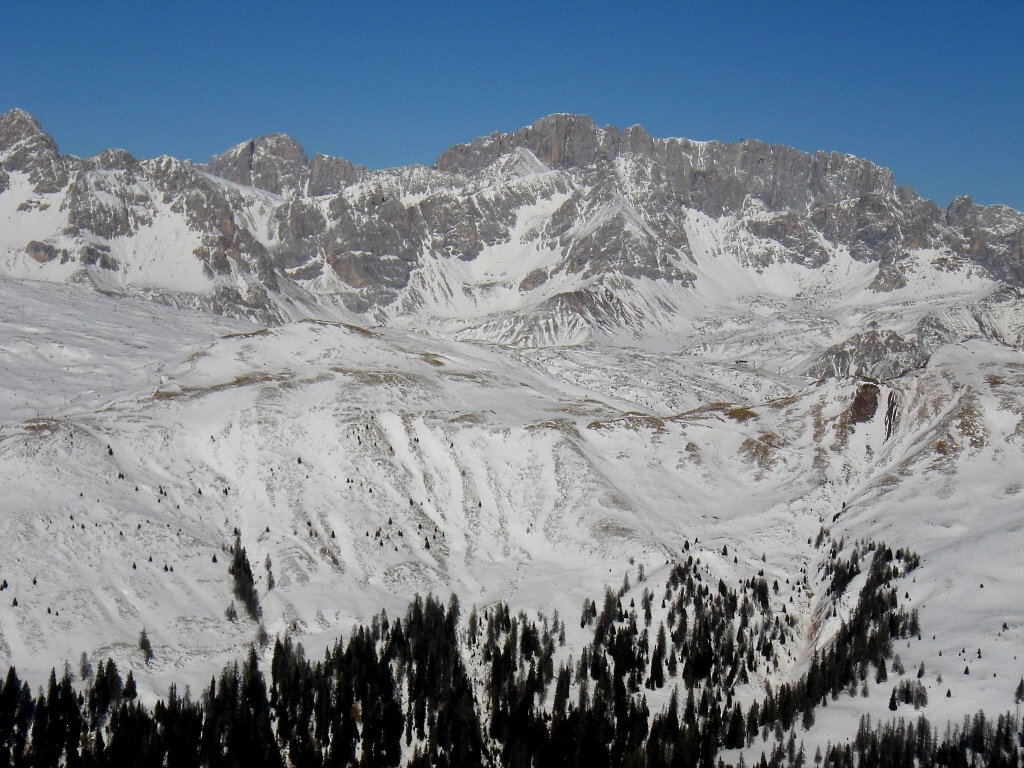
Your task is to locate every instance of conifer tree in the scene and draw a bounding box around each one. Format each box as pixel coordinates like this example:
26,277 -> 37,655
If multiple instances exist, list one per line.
228,531 -> 260,620
139,629 -> 154,663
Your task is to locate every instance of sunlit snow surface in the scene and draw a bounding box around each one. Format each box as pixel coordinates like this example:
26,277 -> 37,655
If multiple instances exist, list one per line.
0,274 -> 1023,756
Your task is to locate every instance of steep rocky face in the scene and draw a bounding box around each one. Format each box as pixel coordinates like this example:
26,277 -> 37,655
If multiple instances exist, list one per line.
307,152 -> 367,196
204,134 -> 368,199
436,113 -> 896,217
944,195 -> 1024,286
0,108 -> 72,193
204,133 -> 310,197
2,108 -> 1024,376
63,149 -> 155,245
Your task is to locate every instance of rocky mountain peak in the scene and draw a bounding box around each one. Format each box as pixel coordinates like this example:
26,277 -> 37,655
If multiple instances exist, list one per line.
0,108 -> 48,145
945,194 -> 976,222
435,113 -> 619,174
307,152 -> 367,196
203,132 -> 367,198
82,148 -> 140,172
204,133 -> 310,197
0,107 -> 68,193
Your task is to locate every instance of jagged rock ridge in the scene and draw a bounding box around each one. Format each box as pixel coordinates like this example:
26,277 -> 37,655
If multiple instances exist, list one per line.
2,108 -> 1024,377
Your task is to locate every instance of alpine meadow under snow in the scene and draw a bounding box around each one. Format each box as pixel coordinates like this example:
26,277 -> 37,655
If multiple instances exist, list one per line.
1,108 -> 1023,765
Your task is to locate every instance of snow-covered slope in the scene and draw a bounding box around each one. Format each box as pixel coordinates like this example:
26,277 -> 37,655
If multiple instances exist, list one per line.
0,273 -> 1022,750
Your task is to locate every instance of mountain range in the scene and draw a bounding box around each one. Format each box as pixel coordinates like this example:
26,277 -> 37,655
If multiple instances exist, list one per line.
1,109 -> 1023,762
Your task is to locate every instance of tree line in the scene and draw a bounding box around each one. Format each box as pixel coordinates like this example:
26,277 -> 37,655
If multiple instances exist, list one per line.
0,538 -> 1020,766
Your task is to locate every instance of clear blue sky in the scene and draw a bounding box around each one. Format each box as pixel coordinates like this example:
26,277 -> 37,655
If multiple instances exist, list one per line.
2,2 -> 1021,210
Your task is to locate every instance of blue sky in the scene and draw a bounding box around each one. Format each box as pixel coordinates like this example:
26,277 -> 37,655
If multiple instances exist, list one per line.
2,2 -> 1021,209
